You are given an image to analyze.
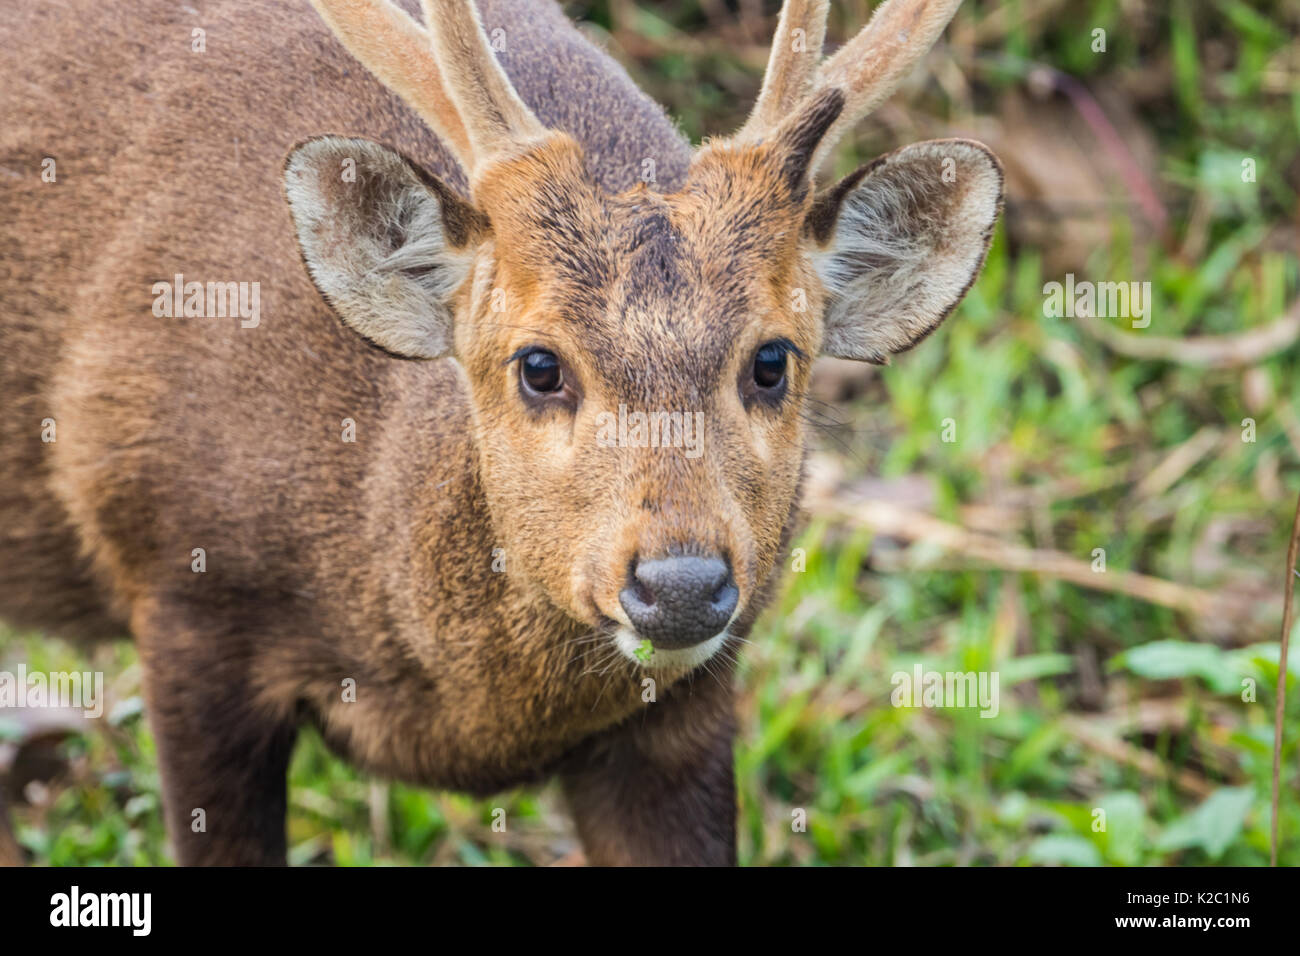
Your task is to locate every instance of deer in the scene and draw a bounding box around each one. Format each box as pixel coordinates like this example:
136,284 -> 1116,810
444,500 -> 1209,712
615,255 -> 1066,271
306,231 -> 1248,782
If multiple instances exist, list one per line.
0,0 -> 1001,865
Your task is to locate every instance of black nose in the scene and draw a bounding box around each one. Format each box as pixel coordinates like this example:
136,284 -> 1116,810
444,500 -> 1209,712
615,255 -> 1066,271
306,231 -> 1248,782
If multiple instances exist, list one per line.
618,555 -> 739,649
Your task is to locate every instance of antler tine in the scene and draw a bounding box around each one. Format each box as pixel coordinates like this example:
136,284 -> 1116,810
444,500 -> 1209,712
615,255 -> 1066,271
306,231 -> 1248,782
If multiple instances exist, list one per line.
811,0 -> 964,165
419,0 -> 546,169
736,0 -> 830,143
309,0 -> 472,167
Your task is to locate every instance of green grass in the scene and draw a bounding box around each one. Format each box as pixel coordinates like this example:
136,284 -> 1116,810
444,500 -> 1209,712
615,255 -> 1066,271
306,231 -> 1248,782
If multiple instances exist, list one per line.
3,0 -> 1300,865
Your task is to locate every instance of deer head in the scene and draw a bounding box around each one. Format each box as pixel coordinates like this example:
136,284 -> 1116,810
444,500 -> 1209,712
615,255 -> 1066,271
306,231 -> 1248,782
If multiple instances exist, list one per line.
285,0 -> 1002,672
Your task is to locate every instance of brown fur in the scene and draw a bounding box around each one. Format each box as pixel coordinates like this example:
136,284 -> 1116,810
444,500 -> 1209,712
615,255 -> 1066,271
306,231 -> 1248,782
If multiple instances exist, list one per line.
0,0 -> 999,865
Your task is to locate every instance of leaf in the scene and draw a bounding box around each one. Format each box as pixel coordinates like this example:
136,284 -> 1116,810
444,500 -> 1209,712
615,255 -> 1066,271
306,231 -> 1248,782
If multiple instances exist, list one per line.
999,653 -> 1075,686
1229,637 -> 1300,678
1026,834 -> 1102,867
108,696 -> 145,727
1094,791 -> 1146,866
1155,786 -> 1255,860
1112,640 -> 1238,693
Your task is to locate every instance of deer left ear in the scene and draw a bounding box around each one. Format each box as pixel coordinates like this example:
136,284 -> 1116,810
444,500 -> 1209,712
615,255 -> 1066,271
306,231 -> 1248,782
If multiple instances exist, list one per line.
807,139 -> 1003,364
283,136 -> 488,360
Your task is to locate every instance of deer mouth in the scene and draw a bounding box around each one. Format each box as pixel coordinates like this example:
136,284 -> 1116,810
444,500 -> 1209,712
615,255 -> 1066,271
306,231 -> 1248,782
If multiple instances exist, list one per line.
612,625 -> 732,673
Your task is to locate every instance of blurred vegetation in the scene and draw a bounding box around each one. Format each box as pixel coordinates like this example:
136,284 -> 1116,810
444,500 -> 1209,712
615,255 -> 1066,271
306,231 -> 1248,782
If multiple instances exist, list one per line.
3,0 -> 1300,865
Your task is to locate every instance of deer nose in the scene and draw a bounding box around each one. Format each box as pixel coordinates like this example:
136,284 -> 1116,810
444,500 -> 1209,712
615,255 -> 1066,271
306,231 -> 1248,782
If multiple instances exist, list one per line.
619,555 -> 739,649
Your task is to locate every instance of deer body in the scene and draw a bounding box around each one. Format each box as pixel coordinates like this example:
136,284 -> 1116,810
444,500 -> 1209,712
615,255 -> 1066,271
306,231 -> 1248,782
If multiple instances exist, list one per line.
1,0 -> 1001,864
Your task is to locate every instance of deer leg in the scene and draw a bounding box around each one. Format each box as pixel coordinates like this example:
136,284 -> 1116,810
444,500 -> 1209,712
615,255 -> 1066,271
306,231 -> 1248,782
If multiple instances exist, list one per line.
560,672 -> 737,866
135,612 -> 298,866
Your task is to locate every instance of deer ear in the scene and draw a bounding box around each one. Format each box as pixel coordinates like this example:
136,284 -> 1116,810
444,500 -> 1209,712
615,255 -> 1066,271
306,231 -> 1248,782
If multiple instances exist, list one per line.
807,139 -> 1002,364
283,136 -> 487,359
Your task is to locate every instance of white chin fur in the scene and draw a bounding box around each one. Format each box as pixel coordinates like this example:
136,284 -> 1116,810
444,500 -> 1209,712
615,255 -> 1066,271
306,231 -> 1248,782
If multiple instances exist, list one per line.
614,627 -> 728,672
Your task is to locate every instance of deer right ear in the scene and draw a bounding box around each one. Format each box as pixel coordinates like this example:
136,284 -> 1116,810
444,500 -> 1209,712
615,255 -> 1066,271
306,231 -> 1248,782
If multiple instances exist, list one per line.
283,136 -> 487,359
807,139 -> 1003,364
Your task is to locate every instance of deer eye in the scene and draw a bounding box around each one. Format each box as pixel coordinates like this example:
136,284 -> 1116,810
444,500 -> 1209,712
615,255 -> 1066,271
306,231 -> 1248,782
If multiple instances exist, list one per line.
753,341 -> 789,390
519,349 -> 563,394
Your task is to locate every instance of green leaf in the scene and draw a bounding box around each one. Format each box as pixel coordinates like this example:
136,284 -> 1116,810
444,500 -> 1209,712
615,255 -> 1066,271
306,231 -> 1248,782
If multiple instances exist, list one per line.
1112,640 -> 1238,693
1155,786 -> 1255,860
1094,791 -> 1146,866
999,653 -> 1075,686
1026,834 -> 1102,867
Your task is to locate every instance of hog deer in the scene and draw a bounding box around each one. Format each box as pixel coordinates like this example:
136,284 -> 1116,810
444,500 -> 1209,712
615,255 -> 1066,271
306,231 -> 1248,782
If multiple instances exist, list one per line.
0,0 -> 1001,865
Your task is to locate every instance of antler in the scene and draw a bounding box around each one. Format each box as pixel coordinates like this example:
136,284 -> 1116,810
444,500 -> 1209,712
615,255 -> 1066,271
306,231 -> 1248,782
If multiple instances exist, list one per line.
309,0 -> 471,165
735,0 -> 830,143
309,0 -> 545,175
814,0 -> 963,161
312,0 -> 961,178
738,0 -> 964,167
418,0 -> 546,163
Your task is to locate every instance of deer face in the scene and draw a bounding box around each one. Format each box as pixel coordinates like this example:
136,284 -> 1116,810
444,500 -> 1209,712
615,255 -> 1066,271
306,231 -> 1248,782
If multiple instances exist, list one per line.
288,0 -> 1001,672
461,133 -> 827,672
